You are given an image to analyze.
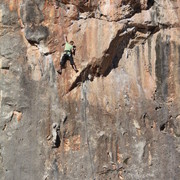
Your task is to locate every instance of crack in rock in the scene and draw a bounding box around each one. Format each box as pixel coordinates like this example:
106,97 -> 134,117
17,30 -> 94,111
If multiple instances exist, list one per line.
66,22 -> 161,94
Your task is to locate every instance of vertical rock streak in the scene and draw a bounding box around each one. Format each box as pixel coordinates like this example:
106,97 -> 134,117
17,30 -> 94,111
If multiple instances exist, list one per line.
81,82 -> 96,179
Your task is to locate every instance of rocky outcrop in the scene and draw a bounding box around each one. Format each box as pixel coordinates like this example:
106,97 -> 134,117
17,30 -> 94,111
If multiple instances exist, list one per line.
0,0 -> 180,179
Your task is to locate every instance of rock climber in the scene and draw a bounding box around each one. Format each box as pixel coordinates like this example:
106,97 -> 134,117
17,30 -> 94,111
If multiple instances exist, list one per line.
57,35 -> 78,75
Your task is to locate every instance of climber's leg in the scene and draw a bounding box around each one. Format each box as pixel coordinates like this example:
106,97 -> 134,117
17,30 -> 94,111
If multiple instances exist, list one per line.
69,55 -> 78,73
57,54 -> 68,74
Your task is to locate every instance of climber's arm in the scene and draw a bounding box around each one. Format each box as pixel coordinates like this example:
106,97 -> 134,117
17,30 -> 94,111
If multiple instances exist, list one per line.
64,35 -> 68,43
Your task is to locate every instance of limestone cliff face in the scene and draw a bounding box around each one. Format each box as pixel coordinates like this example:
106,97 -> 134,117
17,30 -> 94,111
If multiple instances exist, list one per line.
0,0 -> 180,179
